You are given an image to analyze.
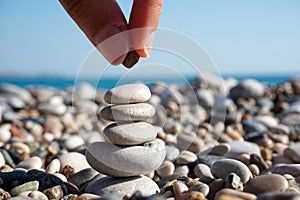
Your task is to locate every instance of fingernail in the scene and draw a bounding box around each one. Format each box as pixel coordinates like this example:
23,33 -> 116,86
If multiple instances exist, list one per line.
143,31 -> 156,57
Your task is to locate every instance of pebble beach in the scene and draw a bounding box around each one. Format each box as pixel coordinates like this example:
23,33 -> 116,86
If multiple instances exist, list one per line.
0,75 -> 300,200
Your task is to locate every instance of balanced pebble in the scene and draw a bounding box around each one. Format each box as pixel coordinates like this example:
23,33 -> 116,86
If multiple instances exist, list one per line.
104,84 -> 151,104
86,140 -> 166,177
100,103 -> 155,122
103,122 -> 157,145
244,174 -> 289,195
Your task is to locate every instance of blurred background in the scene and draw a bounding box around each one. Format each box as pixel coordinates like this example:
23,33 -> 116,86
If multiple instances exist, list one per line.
0,0 -> 299,86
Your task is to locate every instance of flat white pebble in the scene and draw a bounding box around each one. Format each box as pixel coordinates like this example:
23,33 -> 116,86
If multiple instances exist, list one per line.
104,84 -> 151,104
104,122 -> 157,145
100,103 -> 155,122
62,135 -> 84,150
16,156 -> 42,169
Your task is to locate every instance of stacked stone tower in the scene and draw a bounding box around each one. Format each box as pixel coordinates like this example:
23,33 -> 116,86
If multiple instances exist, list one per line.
85,84 -> 166,196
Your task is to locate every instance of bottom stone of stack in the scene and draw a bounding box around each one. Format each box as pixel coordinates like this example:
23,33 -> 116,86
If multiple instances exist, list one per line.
85,140 -> 166,177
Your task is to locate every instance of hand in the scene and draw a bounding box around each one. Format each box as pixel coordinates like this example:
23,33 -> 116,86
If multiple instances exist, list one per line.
59,0 -> 163,68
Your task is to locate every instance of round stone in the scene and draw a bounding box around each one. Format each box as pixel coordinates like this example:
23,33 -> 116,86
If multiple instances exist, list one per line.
194,163 -> 215,183
211,159 -> 252,183
104,84 -> 151,104
99,103 -> 155,122
284,144 -> 300,162
176,150 -> 197,165
265,164 -> 300,177
59,152 -> 91,173
230,79 -> 265,99
225,141 -> 261,158
86,140 -> 166,177
156,160 -> 175,177
103,122 -> 157,145
215,188 -> 257,200
165,144 -> 180,162
244,174 -> 289,195
16,156 -> 42,170
85,175 -> 159,198
257,191 -> 300,200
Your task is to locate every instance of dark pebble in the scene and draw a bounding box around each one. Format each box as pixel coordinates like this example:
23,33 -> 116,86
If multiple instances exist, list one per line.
250,154 -> 268,172
26,169 -> 68,195
243,120 -> 268,134
198,155 -> 224,167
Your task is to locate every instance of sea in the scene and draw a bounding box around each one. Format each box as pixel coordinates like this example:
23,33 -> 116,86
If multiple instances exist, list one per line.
0,74 -> 298,90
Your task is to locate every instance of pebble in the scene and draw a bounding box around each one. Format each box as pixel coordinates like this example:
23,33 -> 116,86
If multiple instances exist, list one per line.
254,115 -> 278,128
243,120 -> 268,134
156,160 -> 175,178
244,174 -> 289,195
165,144 -> 180,161
69,168 -> 99,188
86,140 -> 166,177
73,82 -> 96,100
46,158 -> 61,173
62,135 -> 85,151
257,191 -> 300,200
76,193 -> 101,200
28,191 -> 48,200
196,89 -> 215,109
225,173 -> 242,190
194,163 -> 215,183
230,79 -> 265,99
211,158 -> 252,183
189,182 -> 210,197
16,156 -> 42,169
85,175 -> 159,198
104,84 -> 151,104
176,150 -> 197,165
59,152 -> 90,173
176,133 -> 203,153
0,83 -> 32,102
215,188 -> 257,200
173,181 -> 188,198
0,124 -> 11,143
174,165 -> 189,176
43,185 -> 64,200
103,122 -> 157,145
225,141 -> 261,158
10,180 -> 39,196
0,152 -> 5,168
284,143 -> 300,162
100,103 -> 155,121
198,155 -> 225,167
264,164 -> 300,177
199,143 -> 231,156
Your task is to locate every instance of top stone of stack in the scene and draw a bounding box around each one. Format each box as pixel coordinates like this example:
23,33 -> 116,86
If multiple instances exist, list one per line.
104,84 -> 151,104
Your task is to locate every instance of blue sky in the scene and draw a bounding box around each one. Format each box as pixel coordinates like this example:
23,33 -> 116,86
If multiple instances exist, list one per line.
0,0 -> 299,78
